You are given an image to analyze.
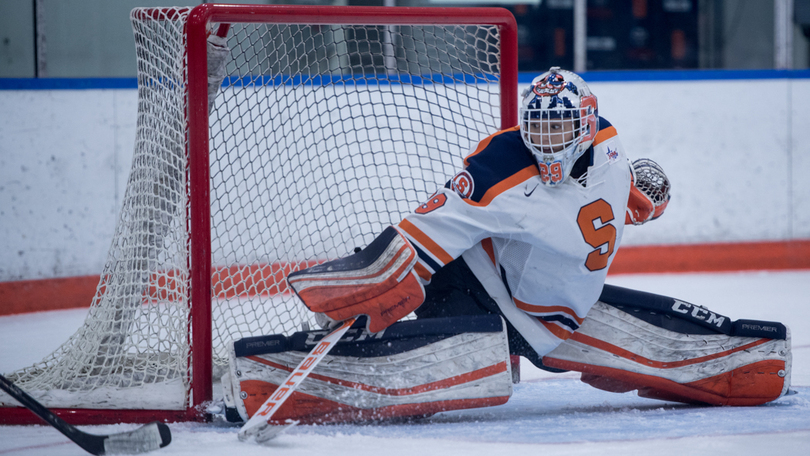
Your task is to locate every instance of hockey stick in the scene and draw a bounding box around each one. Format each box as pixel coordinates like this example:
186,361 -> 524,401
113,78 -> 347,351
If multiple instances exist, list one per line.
0,374 -> 171,455
238,317 -> 356,444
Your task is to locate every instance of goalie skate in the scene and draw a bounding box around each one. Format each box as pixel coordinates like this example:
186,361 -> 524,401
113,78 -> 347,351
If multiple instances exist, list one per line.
544,285 -> 791,406
224,315 -> 512,424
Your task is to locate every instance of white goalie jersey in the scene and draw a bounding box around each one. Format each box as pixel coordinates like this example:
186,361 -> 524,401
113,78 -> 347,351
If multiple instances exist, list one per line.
397,117 -> 632,358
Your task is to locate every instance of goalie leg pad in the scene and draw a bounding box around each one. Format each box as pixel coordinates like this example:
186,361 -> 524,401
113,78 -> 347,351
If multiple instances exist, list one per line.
287,226 -> 425,332
543,285 -> 791,406
223,315 -> 512,424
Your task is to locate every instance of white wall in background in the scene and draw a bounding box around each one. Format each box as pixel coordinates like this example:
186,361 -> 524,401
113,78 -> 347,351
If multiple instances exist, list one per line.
1,78 -> 808,281
592,78 -> 809,246
0,89 -> 138,280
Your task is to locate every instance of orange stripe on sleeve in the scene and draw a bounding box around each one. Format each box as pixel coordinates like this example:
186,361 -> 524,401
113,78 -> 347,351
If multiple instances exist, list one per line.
481,238 -> 496,266
464,164 -> 539,207
463,126 -> 520,167
593,125 -> 617,146
537,318 -> 574,341
398,219 -> 455,266
514,298 -> 585,325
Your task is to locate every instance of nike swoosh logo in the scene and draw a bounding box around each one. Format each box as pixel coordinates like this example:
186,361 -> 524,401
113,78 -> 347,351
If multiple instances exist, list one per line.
524,184 -> 538,197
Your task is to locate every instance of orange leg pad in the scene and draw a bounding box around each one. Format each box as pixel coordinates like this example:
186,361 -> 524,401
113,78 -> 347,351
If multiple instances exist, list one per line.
541,301 -> 791,406
545,358 -> 787,406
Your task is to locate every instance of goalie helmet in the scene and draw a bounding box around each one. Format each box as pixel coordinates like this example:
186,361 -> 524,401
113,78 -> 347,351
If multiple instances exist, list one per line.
519,67 -> 599,187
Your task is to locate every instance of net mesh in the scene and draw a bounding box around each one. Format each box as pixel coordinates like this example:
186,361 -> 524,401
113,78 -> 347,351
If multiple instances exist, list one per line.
0,7 -> 504,410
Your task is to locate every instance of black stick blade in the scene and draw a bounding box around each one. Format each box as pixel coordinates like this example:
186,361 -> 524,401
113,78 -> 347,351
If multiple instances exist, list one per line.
0,374 -> 171,455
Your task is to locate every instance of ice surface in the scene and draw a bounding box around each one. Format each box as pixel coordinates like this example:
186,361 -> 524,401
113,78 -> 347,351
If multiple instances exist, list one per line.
1,270 -> 808,455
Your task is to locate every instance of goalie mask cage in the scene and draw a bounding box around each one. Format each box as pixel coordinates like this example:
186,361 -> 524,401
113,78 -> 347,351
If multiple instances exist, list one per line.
0,3 -> 517,424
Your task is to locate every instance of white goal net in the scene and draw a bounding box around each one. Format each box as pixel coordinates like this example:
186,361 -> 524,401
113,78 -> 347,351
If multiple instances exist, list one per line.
0,4 -> 516,420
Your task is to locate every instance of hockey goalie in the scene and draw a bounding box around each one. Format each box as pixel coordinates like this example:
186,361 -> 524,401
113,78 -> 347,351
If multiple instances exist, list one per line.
221,67 -> 791,427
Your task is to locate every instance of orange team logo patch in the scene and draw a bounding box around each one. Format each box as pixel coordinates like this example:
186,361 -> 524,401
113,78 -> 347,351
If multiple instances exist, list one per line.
532,73 -> 567,96
451,171 -> 474,199
415,193 -> 447,214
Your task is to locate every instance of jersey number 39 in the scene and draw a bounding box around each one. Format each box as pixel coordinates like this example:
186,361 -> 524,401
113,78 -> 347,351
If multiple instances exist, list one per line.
577,199 -> 617,271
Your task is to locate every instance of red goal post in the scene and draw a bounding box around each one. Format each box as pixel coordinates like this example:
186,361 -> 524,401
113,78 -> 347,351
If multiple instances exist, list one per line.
186,1 -> 519,421
1,3 -> 517,424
